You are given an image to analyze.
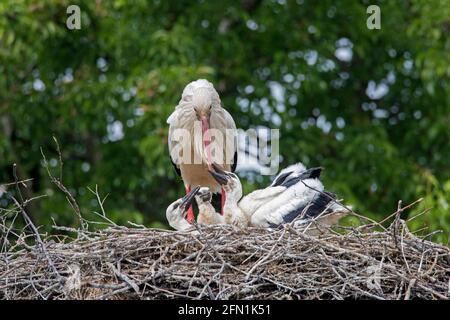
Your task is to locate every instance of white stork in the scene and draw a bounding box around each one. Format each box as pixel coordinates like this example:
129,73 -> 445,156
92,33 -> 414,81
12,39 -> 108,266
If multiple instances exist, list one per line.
208,163 -> 347,229
167,79 -> 237,223
165,186 -> 200,231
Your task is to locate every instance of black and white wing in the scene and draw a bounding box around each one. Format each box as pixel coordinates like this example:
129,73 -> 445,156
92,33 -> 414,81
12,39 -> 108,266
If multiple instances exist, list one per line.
270,163 -> 322,188
250,178 -> 339,228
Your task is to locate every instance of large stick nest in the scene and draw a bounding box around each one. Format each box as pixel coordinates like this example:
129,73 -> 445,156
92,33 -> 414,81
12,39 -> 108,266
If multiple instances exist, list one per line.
1,219 -> 449,300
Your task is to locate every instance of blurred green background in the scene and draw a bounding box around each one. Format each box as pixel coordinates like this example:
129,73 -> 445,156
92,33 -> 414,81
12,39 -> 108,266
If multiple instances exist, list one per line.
0,0 -> 449,243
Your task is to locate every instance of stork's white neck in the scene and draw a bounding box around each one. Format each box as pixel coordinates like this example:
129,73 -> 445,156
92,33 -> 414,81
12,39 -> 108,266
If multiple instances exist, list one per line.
178,219 -> 193,231
168,215 -> 192,231
223,192 -> 248,228
197,201 -> 224,225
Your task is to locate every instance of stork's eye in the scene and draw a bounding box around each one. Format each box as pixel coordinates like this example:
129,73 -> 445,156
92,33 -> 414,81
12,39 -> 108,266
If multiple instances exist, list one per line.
209,105 -> 212,110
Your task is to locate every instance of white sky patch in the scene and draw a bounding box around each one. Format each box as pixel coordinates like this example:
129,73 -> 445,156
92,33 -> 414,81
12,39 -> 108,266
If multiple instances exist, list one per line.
403,59 -> 414,72
336,117 -> 346,129
259,98 -> 272,117
96,57 -> 108,72
304,50 -> 318,65
316,115 -> 332,134
373,109 -> 389,119
414,110 -> 422,119
250,101 -> 261,116
244,85 -> 254,94
81,162 -> 91,172
334,37 -> 353,62
287,95 -> 297,106
107,120 -> 124,142
283,73 -> 295,83
271,113 -> 282,126
293,80 -> 301,89
366,80 -> 389,100
307,25 -> 317,34
268,81 -> 285,103
236,97 -> 250,112
318,59 -> 336,72
386,71 -> 396,84
126,119 -> 135,127
201,20 -> 209,28
267,81 -> 287,127
276,102 -> 286,112
246,19 -> 259,30
134,107 -> 145,116
370,182 -> 378,193
62,68 -> 74,83
335,132 -> 344,141
122,92 -> 131,102
335,47 -> 353,62
33,79 -> 46,91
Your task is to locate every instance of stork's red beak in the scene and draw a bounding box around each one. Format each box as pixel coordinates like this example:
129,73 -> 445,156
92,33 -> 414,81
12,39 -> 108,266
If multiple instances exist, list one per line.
200,116 -> 212,168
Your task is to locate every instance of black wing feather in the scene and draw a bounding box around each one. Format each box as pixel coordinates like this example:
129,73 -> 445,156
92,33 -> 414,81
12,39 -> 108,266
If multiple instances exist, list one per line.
277,167 -> 323,189
170,157 -> 181,177
270,171 -> 292,188
231,150 -> 238,173
280,191 -> 336,225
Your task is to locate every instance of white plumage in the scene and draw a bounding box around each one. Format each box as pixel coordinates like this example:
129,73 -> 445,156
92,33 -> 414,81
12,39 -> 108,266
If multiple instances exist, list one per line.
167,79 -> 237,222
167,79 -> 237,193
165,186 -> 200,231
209,163 -> 345,229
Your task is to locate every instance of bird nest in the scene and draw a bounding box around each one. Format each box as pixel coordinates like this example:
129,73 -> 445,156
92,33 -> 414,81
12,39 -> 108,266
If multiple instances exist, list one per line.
1,217 -> 449,300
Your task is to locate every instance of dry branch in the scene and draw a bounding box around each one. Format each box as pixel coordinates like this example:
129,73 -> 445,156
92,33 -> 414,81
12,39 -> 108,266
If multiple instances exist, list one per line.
1,218 -> 449,300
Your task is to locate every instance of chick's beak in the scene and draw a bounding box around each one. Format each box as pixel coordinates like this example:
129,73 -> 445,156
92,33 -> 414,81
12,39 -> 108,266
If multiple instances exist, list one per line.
180,186 -> 200,211
208,164 -> 230,186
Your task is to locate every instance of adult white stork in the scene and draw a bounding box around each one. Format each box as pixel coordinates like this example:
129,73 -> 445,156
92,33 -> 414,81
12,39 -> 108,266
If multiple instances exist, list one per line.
167,79 -> 237,223
166,186 -> 200,231
209,163 -> 347,229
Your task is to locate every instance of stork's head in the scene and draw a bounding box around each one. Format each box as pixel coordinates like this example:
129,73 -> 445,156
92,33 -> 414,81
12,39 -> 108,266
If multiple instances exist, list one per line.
192,87 -> 219,167
166,186 -> 200,228
177,79 -> 223,167
193,87 -> 214,121
195,187 -> 212,204
208,164 -> 242,200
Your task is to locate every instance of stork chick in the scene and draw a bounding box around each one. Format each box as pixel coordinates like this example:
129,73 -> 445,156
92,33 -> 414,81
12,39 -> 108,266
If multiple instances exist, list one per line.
196,187 -> 225,225
208,169 -> 249,228
166,186 -> 200,231
209,164 -> 347,229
